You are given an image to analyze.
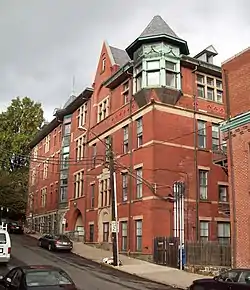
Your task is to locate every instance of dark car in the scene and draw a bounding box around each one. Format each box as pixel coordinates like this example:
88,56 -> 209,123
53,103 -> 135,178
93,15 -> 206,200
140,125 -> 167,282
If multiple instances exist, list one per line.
189,268 -> 250,290
0,265 -> 77,290
8,222 -> 24,234
38,234 -> 73,252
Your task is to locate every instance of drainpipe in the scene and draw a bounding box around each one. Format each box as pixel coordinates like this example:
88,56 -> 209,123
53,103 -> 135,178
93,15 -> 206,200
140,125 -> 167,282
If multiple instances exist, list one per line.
127,72 -> 133,255
84,98 -> 92,243
223,69 -> 237,268
192,64 -> 199,241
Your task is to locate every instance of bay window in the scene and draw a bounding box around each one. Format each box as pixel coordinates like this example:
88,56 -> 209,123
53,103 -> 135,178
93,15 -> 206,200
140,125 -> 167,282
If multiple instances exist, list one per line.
146,60 -> 160,86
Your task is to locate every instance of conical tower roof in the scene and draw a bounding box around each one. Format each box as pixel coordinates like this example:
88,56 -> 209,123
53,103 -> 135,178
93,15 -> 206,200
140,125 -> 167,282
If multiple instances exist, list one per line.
139,15 -> 179,39
126,15 -> 189,58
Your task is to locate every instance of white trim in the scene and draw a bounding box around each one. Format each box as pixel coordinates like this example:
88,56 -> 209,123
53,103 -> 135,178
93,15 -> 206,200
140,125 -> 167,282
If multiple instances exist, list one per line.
199,217 -> 212,221
198,166 -> 210,171
133,215 -> 143,220
134,163 -> 143,170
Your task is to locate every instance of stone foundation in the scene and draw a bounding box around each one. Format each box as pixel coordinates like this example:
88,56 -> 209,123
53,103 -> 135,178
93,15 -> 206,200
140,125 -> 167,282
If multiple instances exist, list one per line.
185,265 -> 230,276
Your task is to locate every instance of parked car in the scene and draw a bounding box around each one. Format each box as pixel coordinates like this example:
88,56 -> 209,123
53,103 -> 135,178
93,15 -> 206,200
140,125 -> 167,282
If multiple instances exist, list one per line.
8,222 -> 24,234
0,223 -> 11,265
0,265 -> 78,290
189,268 -> 250,290
38,234 -> 73,252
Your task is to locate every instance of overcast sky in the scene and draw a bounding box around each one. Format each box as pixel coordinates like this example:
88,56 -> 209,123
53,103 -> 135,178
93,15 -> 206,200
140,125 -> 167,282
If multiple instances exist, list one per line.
0,0 -> 249,121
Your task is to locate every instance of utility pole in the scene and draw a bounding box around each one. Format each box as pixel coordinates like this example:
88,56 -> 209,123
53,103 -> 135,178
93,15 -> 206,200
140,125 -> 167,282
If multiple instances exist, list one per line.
109,136 -> 119,266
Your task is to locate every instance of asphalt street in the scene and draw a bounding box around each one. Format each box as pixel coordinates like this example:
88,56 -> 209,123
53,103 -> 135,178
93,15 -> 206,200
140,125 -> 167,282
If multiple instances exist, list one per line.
6,234 -> 178,290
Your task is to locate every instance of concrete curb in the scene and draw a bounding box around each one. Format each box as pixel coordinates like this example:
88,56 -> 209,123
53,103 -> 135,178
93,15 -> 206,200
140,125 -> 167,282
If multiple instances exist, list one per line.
71,250 -> 185,289
25,234 -> 186,289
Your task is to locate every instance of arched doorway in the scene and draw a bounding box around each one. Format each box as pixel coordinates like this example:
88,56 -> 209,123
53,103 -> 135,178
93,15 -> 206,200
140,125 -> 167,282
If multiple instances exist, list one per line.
74,209 -> 84,237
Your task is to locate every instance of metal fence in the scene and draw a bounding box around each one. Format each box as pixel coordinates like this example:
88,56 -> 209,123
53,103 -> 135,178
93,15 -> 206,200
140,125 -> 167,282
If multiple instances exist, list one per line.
185,241 -> 231,266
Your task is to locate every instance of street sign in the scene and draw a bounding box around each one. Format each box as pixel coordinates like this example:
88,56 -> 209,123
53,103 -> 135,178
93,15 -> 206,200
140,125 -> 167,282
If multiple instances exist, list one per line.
111,221 -> 119,233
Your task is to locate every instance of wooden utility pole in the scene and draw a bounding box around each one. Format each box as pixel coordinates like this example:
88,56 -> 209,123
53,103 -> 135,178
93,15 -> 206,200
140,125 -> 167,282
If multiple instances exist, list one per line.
108,136 -> 118,266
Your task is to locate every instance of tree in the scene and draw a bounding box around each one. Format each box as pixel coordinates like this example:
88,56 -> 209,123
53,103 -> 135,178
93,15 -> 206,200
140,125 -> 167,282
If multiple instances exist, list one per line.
0,97 -> 44,216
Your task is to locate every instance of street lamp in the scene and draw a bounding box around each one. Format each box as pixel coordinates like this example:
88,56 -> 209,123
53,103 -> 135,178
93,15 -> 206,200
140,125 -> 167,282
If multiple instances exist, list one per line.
78,126 -> 119,266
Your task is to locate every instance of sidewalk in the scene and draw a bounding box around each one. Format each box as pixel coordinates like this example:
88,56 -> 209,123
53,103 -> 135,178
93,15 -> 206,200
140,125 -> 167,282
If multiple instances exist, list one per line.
27,233 -> 210,289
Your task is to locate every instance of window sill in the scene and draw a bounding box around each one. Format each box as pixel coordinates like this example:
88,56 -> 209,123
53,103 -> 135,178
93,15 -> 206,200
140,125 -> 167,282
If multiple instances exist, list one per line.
197,148 -> 210,153
133,146 -> 143,152
199,199 -> 212,203
121,200 -> 128,204
132,198 -> 143,203
197,96 -> 223,105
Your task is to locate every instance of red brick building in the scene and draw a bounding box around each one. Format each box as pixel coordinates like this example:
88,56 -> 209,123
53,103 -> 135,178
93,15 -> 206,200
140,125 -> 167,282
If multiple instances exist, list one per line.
221,48 -> 250,267
27,15 -> 229,256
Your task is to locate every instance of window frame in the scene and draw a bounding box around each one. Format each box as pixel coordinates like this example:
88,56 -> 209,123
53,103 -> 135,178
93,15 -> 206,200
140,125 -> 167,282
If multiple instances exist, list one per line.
90,184 -> 95,209
200,221 -> 209,242
122,173 -> 128,202
217,222 -> 230,244
135,220 -> 142,252
199,170 -> 208,200
123,125 -> 129,154
212,124 -> 220,151
103,222 -> 109,242
136,117 -> 143,147
121,221 -> 128,251
196,73 -> 223,103
165,60 -> 177,89
136,168 -> 143,199
218,185 -> 228,202
197,120 -> 207,149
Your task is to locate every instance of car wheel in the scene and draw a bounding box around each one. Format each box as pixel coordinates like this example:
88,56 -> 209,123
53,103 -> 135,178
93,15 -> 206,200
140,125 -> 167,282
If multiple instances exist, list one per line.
38,240 -> 42,247
48,244 -> 52,251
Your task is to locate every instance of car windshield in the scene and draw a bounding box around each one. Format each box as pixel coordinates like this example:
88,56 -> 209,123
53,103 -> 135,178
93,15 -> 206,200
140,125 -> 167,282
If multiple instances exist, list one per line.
26,270 -> 73,287
0,233 -> 6,244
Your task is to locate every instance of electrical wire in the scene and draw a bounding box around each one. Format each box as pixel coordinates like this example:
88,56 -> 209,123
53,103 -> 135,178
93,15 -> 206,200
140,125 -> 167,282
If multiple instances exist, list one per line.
0,118 -> 225,165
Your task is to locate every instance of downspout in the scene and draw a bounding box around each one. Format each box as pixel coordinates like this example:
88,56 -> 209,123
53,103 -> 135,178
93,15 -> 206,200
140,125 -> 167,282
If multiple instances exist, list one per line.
192,64 -> 199,241
223,69 -> 237,267
127,72 -> 133,255
84,97 -> 92,243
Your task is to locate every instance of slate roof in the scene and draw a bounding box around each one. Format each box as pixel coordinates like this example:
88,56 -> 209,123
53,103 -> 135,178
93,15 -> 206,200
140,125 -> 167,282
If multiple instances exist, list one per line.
139,15 -> 179,39
110,46 -> 131,66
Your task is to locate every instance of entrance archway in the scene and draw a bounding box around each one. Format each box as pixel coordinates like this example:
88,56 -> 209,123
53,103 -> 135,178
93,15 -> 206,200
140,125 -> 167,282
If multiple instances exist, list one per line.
74,209 -> 84,237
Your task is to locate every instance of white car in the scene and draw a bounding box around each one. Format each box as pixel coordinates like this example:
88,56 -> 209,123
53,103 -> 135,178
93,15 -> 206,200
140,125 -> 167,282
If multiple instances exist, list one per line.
0,223 -> 11,264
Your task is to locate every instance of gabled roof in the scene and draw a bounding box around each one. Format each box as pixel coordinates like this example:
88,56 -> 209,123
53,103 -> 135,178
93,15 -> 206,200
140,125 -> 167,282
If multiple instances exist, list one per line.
110,46 -> 130,66
29,87 -> 93,149
139,15 -> 179,39
194,45 -> 218,59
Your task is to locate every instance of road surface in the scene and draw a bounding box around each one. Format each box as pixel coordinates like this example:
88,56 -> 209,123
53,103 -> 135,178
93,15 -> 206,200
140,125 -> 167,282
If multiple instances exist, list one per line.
7,234 -> 178,290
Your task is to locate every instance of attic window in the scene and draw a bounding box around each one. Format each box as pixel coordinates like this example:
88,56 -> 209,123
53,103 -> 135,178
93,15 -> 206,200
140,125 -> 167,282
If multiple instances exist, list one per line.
101,58 -> 106,73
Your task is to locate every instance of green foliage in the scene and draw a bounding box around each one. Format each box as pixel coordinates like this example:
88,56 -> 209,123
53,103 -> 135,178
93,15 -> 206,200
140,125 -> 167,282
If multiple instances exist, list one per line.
0,96 -> 44,215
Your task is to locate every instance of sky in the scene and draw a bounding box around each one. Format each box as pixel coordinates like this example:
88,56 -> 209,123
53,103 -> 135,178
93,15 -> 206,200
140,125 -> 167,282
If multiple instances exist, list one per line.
0,0 -> 249,121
